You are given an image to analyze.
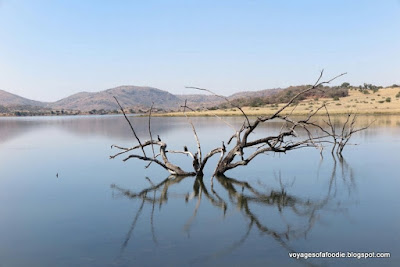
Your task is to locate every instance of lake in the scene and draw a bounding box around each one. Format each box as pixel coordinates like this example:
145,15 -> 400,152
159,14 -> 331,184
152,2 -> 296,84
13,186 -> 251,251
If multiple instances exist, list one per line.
0,115 -> 399,266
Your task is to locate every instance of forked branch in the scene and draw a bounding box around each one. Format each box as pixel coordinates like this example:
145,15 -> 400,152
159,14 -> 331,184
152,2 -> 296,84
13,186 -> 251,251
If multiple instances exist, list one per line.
111,71 -> 370,177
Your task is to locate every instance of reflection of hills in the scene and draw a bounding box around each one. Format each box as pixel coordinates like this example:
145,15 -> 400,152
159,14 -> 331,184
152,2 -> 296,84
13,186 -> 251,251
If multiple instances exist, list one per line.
0,118 -> 49,144
0,116 -> 173,144
0,116 -> 234,144
1,115 -> 399,145
59,116 -> 180,140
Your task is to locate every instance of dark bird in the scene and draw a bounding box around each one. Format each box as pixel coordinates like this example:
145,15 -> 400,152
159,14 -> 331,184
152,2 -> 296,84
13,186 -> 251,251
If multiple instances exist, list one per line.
157,135 -> 161,141
222,141 -> 226,152
56,173 -> 59,178
184,146 -> 188,152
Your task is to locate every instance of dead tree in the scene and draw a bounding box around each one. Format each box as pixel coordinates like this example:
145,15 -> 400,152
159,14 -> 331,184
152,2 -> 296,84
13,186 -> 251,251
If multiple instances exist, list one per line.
110,70 -> 370,177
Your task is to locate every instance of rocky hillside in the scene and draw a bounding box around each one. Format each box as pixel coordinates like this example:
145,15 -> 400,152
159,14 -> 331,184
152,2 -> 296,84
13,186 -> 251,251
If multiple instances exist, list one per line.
48,86 -> 183,111
228,88 -> 282,99
0,89 -> 46,107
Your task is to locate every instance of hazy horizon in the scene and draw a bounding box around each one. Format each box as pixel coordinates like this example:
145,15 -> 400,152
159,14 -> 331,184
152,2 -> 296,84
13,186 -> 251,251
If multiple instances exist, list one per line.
1,0 -> 400,102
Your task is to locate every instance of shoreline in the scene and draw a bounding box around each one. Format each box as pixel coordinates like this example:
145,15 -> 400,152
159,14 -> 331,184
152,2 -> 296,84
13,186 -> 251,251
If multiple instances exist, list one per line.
2,108 -> 400,118
149,109 -> 400,117
2,88 -> 399,118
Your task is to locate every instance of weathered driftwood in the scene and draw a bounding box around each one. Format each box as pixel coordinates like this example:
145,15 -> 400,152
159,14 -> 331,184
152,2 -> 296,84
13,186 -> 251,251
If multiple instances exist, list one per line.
110,70 -> 371,176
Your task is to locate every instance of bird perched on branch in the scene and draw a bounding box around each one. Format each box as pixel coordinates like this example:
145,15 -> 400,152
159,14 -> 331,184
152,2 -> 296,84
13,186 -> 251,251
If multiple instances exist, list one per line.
184,146 -> 188,152
157,135 -> 161,142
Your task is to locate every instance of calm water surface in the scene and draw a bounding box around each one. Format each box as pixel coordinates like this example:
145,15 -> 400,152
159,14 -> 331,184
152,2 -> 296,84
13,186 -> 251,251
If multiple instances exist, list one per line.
0,115 -> 399,266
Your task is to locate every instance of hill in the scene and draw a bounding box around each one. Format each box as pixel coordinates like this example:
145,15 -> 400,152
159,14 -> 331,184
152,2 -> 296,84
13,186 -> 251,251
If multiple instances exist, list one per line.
176,94 -> 222,108
228,88 -> 282,100
0,89 -> 46,107
48,86 -> 183,112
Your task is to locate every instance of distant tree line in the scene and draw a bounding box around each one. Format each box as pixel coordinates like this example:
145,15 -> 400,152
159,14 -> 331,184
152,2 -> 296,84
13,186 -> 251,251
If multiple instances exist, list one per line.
13,109 -> 82,117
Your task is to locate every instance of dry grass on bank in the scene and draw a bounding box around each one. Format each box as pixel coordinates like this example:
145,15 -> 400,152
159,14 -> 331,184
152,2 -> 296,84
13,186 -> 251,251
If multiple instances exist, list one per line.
156,87 -> 400,117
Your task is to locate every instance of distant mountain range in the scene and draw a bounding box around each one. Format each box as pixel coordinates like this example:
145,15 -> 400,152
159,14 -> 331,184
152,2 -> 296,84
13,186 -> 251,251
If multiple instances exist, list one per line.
0,86 -> 283,112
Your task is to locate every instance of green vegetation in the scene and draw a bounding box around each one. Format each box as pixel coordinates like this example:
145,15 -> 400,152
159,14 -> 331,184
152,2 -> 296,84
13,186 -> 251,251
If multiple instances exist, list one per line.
89,109 -> 108,115
341,82 -> 350,88
248,97 -> 264,107
11,109 -> 81,116
386,97 -> 391,103
360,83 -> 380,93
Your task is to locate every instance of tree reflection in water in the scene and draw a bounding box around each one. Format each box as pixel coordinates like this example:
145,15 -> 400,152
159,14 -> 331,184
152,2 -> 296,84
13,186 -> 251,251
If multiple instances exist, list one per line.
110,156 -> 355,266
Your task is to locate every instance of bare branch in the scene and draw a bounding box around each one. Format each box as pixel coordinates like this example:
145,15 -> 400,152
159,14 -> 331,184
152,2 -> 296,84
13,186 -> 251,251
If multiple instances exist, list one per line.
182,100 -> 202,168
114,96 -> 146,157
111,71 -> 370,177
269,71 -> 346,119
185,86 -> 251,127
148,102 -> 155,159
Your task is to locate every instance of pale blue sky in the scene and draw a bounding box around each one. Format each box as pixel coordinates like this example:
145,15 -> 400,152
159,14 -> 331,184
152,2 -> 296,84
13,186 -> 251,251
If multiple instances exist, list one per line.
0,0 -> 399,101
